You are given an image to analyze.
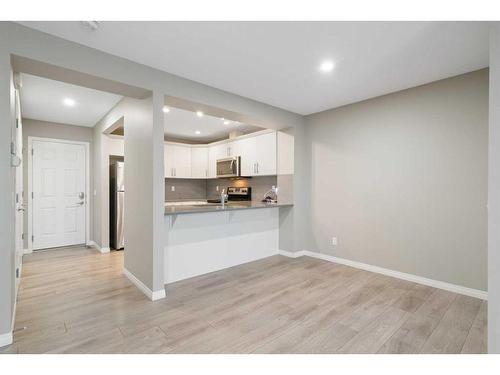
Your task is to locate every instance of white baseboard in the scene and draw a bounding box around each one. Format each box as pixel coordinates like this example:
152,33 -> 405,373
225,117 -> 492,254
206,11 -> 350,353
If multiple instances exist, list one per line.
23,248 -> 32,255
123,268 -> 166,301
87,241 -> 110,254
277,249 -> 306,258
0,332 -> 13,348
278,249 -> 488,301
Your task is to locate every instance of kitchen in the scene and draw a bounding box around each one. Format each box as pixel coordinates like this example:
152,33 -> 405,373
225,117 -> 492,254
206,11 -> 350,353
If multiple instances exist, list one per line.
106,104 -> 295,287
161,106 -> 295,284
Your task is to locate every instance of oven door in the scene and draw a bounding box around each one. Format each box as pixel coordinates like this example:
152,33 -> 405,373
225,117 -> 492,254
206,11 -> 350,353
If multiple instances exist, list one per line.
217,157 -> 240,178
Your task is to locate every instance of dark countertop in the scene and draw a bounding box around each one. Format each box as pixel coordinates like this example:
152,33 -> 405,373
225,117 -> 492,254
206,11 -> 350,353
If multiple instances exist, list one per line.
164,201 -> 293,215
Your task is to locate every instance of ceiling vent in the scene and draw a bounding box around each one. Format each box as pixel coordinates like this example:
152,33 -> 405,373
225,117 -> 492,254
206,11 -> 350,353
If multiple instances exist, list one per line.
80,21 -> 100,31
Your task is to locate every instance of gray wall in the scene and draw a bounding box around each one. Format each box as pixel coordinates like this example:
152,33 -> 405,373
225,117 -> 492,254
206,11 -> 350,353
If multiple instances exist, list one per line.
489,23 -> 500,354
305,69 -> 488,291
0,59 -> 15,338
22,119 -> 93,249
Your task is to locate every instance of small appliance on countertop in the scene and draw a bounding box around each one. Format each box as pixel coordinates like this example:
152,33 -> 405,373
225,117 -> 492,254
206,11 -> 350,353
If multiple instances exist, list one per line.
207,186 -> 252,203
262,185 -> 278,203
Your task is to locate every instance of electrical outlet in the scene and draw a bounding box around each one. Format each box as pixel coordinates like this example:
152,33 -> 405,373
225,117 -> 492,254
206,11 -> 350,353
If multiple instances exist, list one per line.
331,237 -> 338,246
171,186 -> 175,192
216,186 -> 219,192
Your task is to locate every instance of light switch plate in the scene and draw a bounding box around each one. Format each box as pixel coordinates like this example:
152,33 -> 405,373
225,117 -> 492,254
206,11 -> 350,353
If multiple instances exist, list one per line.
171,186 -> 175,192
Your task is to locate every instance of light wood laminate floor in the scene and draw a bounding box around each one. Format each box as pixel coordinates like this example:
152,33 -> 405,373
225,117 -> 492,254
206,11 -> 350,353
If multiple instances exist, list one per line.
2,246 -> 487,354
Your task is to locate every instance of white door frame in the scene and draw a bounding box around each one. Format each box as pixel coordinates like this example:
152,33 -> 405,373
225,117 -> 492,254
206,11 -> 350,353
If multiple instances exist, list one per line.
27,136 -> 90,251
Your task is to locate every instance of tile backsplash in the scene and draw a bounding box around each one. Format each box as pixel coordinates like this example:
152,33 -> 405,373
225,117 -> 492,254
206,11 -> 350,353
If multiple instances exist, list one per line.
206,176 -> 277,202
165,176 -> 278,202
165,179 -> 207,201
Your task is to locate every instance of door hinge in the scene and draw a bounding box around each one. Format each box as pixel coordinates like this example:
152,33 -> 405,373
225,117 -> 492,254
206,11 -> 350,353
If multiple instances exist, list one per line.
16,193 -> 19,203
31,192 -> 34,199
31,148 -> 34,156
31,235 -> 34,242
16,118 -> 19,129
16,268 -> 19,278
21,233 -> 24,240
10,141 -> 16,155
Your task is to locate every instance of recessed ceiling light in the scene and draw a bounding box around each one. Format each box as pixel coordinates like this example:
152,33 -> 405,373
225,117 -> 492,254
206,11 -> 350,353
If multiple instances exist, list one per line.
319,60 -> 335,73
223,120 -> 230,125
195,130 -> 201,135
196,111 -> 203,117
63,98 -> 75,107
162,106 -> 170,113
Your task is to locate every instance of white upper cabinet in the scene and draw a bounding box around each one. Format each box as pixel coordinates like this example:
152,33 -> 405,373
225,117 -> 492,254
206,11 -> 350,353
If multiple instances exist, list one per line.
164,143 -> 192,178
232,137 -> 256,176
191,147 -> 208,178
253,132 -> 277,176
164,144 -> 175,177
166,131 -> 280,179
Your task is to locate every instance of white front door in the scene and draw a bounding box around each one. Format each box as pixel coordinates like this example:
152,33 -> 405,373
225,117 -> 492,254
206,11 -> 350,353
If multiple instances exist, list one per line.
31,140 -> 87,250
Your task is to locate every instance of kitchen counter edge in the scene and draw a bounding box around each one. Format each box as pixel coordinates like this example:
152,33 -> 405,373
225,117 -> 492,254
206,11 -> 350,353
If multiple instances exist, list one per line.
164,202 -> 293,215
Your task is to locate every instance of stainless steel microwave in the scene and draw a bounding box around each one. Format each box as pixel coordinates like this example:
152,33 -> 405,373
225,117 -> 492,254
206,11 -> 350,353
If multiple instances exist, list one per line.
217,156 -> 240,178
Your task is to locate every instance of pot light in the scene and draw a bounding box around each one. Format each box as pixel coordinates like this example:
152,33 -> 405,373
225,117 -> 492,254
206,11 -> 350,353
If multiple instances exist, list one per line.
162,106 -> 170,113
63,98 -> 75,107
223,120 -> 230,125
196,111 -> 204,117
319,60 -> 335,73
195,130 -> 201,135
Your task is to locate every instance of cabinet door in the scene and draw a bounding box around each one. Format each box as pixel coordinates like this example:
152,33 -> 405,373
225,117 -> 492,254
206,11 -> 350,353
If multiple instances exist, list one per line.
173,145 -> 192,178
164,144 -> 174,177
191,147 -> 208,178
208,143 -> 226,178
255,132 -> 277,175
226,141 -> 236,157
234,137 -> 256,176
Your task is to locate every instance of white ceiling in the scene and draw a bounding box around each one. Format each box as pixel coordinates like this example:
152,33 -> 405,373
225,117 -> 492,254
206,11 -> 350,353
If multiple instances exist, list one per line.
20,22 -> 489,115
163,107 -> 262,143
20,73 -> 123,127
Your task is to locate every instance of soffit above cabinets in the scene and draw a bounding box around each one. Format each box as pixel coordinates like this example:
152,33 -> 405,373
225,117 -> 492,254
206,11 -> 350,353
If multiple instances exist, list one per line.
111,107 -> 264,143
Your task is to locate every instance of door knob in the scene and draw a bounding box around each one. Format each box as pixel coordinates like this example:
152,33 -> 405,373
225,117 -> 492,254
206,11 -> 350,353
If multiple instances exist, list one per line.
76,201 -> 84,206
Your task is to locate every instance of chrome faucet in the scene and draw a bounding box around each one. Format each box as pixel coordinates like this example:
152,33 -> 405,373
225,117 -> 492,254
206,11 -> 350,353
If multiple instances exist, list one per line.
221,188 -> 228,208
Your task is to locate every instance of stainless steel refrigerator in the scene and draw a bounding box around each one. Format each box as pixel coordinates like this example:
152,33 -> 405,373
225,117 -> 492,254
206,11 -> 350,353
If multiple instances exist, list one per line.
110,161 -> 124,250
